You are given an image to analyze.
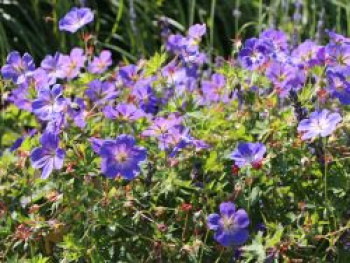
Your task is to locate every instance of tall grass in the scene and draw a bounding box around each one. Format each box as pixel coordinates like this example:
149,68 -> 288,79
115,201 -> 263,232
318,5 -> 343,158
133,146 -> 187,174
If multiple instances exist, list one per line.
0,0 -> 349,63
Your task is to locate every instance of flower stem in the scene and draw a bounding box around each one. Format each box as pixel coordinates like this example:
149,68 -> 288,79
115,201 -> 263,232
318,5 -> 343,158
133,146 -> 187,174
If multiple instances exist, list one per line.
198,229 -> 209,262
209,0 -> 216,59
215,248 -> 224,263
182,211 -> 189,242
323,138 -> 328,206
189,0 -> 196,27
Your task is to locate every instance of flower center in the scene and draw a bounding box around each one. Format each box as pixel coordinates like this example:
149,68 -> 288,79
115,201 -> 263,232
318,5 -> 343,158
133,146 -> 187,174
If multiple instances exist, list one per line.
98,61 -> 106,70
316,118 -> 328,132
221,215 -> 235,231
115,151 -> 128,163
334,78 -> 344,91
14,62 -> 25,74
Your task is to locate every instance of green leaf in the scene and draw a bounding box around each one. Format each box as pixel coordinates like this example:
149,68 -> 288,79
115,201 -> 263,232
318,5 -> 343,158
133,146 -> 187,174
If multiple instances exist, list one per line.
144,52 -> 167,76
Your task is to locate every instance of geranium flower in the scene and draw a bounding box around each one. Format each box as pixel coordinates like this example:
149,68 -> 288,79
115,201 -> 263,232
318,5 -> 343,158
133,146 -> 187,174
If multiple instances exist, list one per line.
166,127 -> 209,157
229,142 -> 266,168
325,41 -> 350,68
162,63 -> 197,96
166,24 -> 207,64
8,84 -> 33,112
265,61 -> 305,97
188,24 -> 206,40
88,50 -> 112,74
32,84 -> 66,121
132,79 -> 159,114
207,202 -> 250,247
57,48 -> 86,80
259,29 -> 289,52
30,133 -> 65,179
85,80 -> 119,106
119,64 -> 140,87
40,52 -> 62,83
187,24 -> 206,51
297,109 -> 342,140
327,30 -> 350,45
326,68 -> 350,105
59,7 -> 94,33
291,40 -> 324,68
67,97 -> 86,128
201,73 -> 232,103
1,51 -> 35,84
239,38 -> 273,70
166,34 -> 187,54
103,103 -> 145,121
98,135 -> 147,180
142,114 -> 183,141
89,137 -> 105,154
29,68 -> 54,89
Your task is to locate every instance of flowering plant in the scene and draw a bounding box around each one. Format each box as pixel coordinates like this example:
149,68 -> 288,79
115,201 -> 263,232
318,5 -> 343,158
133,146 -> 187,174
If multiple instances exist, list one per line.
0,6 -> 349,263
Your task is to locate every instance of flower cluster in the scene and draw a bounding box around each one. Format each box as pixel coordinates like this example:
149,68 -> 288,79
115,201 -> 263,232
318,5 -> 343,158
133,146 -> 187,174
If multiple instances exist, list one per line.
1,5 -> 349,261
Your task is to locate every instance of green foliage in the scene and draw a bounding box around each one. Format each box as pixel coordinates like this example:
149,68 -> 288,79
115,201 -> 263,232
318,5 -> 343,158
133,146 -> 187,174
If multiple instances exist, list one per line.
1,63 -> 349,261
0,0 -> 350,262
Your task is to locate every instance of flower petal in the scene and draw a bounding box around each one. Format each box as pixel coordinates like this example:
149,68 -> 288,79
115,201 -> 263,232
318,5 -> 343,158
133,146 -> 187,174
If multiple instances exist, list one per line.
207,214 -> 221,230
219,202 -> 236,217
234,209 -> 250,229
41,158 -> 54,179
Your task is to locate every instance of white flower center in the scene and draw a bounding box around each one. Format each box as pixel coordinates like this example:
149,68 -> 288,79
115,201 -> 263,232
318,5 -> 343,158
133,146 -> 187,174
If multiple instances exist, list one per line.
315,118 -> 328,133
115,151 -> 128,163
221,215 -> 235,232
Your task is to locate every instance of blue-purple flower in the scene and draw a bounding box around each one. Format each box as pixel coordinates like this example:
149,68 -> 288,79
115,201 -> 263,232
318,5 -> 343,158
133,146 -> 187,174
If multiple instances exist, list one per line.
8,84 -> 33,112
239,38 -> 273,70
57,48 -> 86,80
265,61 -> 305,97
259,29 -> 289,52
142,114 -> 182,139
89,137 -> 104,154
40,52 -> 61,83
59,7 -> 94,33
201,73 -> 232,103
326,68 -> 350,105
119,64 -> 140,87
165,127 -> 209,157
188,24 -> 206,40
297,109 -> 342,140
67,97 -> 86,128
103,103 -> 145,121
32,84 -> 67,121
229,142 -> 266,168
88,50 -> 112,74
207,202 -> 250,247
85,80 -> 119,106
166,24 -> 207,64
97,135 -> 147,180
132,79 -> 159,114
291,40 -> 324,68
162,63 -> 197,96
327,31 -> 350,46
166,34 -> 187,54
30,133 -> 65,179
140,114 -> 207,156
1,51 -> 35,84
29,68 -> 53,89
187,24 -> 206,52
